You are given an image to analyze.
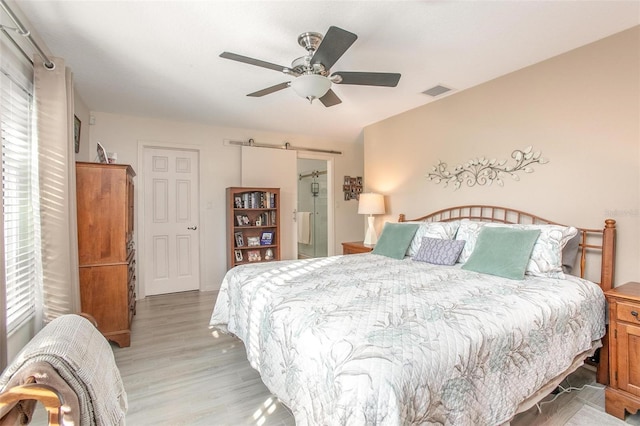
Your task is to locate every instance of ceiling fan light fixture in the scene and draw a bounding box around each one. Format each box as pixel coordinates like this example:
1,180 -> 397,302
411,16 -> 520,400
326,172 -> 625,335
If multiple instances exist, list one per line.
291,74 -> 331,103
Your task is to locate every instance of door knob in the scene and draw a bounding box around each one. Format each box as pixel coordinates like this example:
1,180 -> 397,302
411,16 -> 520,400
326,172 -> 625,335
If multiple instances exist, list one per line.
187,226 -> 198,230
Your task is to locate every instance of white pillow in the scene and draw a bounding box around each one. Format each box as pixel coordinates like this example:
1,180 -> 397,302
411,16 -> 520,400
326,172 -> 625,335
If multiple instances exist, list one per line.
454,219 -> 487,263
488,223 -> 578,278
404,220 -> 460,257
455,219 -> 578,278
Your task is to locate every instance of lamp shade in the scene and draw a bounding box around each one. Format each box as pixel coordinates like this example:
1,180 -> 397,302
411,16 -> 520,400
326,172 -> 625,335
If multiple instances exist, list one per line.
358,193 -> 385,215
291,74 -> 331,101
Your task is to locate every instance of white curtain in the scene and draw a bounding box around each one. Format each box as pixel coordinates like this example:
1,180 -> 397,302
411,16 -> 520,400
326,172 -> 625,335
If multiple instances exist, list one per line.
33,56 -> 80,322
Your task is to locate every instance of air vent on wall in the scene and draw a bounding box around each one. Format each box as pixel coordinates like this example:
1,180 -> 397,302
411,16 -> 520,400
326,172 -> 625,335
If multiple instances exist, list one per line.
422,85 -> 453,97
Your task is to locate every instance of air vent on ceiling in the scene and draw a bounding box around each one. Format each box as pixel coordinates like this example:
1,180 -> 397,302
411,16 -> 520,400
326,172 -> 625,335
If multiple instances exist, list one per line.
422,85 -> 453,97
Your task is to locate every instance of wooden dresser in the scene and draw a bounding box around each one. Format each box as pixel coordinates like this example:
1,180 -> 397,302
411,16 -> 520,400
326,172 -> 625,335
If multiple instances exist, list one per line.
605,281 -> 640,419
76,162 -> 136,347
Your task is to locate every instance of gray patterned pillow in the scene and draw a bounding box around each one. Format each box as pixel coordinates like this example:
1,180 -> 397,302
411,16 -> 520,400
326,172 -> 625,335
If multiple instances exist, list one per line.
413,237 -> 466,265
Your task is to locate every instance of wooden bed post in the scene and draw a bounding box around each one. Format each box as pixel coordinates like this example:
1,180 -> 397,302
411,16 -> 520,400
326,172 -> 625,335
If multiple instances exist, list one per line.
600,219 -> 616,293
597,219 -> 616,386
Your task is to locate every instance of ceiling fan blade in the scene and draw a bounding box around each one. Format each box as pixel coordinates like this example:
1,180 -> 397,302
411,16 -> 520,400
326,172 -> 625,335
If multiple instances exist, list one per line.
247,82 -> 290,97
332,72 -> 401,87
319,89 -> 342,107
220,52 -> 287,73
311,26 -> 357,70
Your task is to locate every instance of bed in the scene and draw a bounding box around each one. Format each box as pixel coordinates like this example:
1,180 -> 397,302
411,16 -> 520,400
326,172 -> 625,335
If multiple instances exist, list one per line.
210,205 -> 616,425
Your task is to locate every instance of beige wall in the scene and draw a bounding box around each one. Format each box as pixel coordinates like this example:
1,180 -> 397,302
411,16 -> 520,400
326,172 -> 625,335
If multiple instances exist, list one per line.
87,112 -> 364,292
73,90 -> 91,162
364,26 -> 640,285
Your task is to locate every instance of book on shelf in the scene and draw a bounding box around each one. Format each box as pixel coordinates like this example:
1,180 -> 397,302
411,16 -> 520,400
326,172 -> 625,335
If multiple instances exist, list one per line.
237,191 -> 276,209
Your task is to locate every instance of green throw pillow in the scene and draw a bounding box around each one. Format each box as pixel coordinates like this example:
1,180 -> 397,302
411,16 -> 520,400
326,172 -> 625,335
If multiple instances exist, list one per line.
461,227 -> 541,280
372,222 -> 420,259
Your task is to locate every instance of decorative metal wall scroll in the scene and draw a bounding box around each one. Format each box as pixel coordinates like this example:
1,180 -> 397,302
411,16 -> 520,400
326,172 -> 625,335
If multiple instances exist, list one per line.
427,146 -> 548,189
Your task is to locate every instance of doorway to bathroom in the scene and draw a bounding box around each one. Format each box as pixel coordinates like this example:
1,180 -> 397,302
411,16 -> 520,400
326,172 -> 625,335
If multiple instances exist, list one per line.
297,157 -> 329,259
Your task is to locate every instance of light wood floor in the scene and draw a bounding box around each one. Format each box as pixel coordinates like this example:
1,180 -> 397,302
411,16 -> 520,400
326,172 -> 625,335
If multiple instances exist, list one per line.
111,290 -> 640,425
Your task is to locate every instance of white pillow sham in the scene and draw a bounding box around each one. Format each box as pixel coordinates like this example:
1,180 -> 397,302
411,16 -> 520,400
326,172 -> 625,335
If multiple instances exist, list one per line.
402,220 -> 460,257
454,219 -> 578,278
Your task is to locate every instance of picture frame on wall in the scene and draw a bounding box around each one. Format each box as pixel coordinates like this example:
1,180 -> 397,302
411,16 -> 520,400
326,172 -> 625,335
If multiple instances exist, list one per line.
74,115 -> 81,154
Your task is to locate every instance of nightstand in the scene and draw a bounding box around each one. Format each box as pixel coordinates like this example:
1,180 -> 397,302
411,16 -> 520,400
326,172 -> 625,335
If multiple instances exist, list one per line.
605,281 -> 640,419
342,241 -> 374,255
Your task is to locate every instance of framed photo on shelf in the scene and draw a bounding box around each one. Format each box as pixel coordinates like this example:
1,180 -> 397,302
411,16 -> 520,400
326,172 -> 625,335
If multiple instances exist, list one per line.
234,249 -> 243,262
247,236 -> 260,247
242,215 -> 250,225
234,196 -> 242,208
236,215 -> 244,226
234,231 -> 244,247
96,141 -> 108,164
260,231 -> 273,245
247,250 -> 261,262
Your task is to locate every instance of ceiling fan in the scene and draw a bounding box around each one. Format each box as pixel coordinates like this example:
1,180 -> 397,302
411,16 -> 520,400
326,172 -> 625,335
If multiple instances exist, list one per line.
220,26 -> 401,107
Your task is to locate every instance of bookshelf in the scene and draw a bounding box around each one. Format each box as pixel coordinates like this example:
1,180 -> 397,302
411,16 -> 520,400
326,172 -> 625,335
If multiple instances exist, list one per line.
227,187 -> 280,269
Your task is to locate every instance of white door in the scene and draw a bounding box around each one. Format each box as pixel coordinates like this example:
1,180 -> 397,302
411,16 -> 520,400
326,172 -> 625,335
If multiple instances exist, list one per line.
143,147 -> 200,295
241,146 -> 298,260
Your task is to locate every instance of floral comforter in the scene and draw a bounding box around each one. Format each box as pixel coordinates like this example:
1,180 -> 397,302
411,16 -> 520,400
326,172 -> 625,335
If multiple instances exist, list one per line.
209,254 -> 605,425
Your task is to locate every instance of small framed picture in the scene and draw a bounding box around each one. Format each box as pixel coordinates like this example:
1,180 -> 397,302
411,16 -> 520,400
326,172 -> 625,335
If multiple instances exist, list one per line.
74,115 -> 81,154
260,231 -> 273,245
234,249 -> 243,262
236,215 -> 244,226
234,196 -> 242,208
344,191 -> 351,201
350,177 -> 356,185
242,215 -> 250,226
255,217 -> 262,226
247,250 -> 261,262
247,236 -> 260,247
344,175 -> 351,185
234,231 -> 244,247
356,176 -> 363,186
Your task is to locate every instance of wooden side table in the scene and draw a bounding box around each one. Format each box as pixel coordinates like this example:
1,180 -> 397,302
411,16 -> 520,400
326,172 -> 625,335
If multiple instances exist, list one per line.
605,281 -> 640,420
342,241 -> 374,255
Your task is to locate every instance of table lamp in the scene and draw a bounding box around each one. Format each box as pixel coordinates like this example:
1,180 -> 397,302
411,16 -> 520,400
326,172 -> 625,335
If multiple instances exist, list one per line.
358,193 -> 385,245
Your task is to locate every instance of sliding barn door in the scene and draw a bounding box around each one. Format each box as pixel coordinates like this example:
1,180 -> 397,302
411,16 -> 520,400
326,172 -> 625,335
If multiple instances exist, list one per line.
241,146 -> 298,260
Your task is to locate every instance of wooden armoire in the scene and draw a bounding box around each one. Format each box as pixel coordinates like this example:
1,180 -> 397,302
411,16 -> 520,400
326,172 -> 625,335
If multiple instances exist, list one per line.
76,162 -> 136,347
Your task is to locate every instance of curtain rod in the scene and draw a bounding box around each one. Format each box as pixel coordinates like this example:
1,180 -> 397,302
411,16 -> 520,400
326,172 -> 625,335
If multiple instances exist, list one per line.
225,138 -> 342,155
0,0 -> 55,69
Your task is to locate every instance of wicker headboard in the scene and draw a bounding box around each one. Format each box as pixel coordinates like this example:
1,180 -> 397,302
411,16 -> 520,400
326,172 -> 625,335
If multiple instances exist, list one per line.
399,205 -> 616,292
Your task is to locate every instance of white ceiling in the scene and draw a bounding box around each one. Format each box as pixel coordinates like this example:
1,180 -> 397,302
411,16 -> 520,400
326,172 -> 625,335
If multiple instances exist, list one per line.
13,1 -> 640,142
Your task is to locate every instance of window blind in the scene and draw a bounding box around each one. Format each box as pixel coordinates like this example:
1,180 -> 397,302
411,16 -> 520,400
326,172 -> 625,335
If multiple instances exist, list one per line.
1,44 -> 41,334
